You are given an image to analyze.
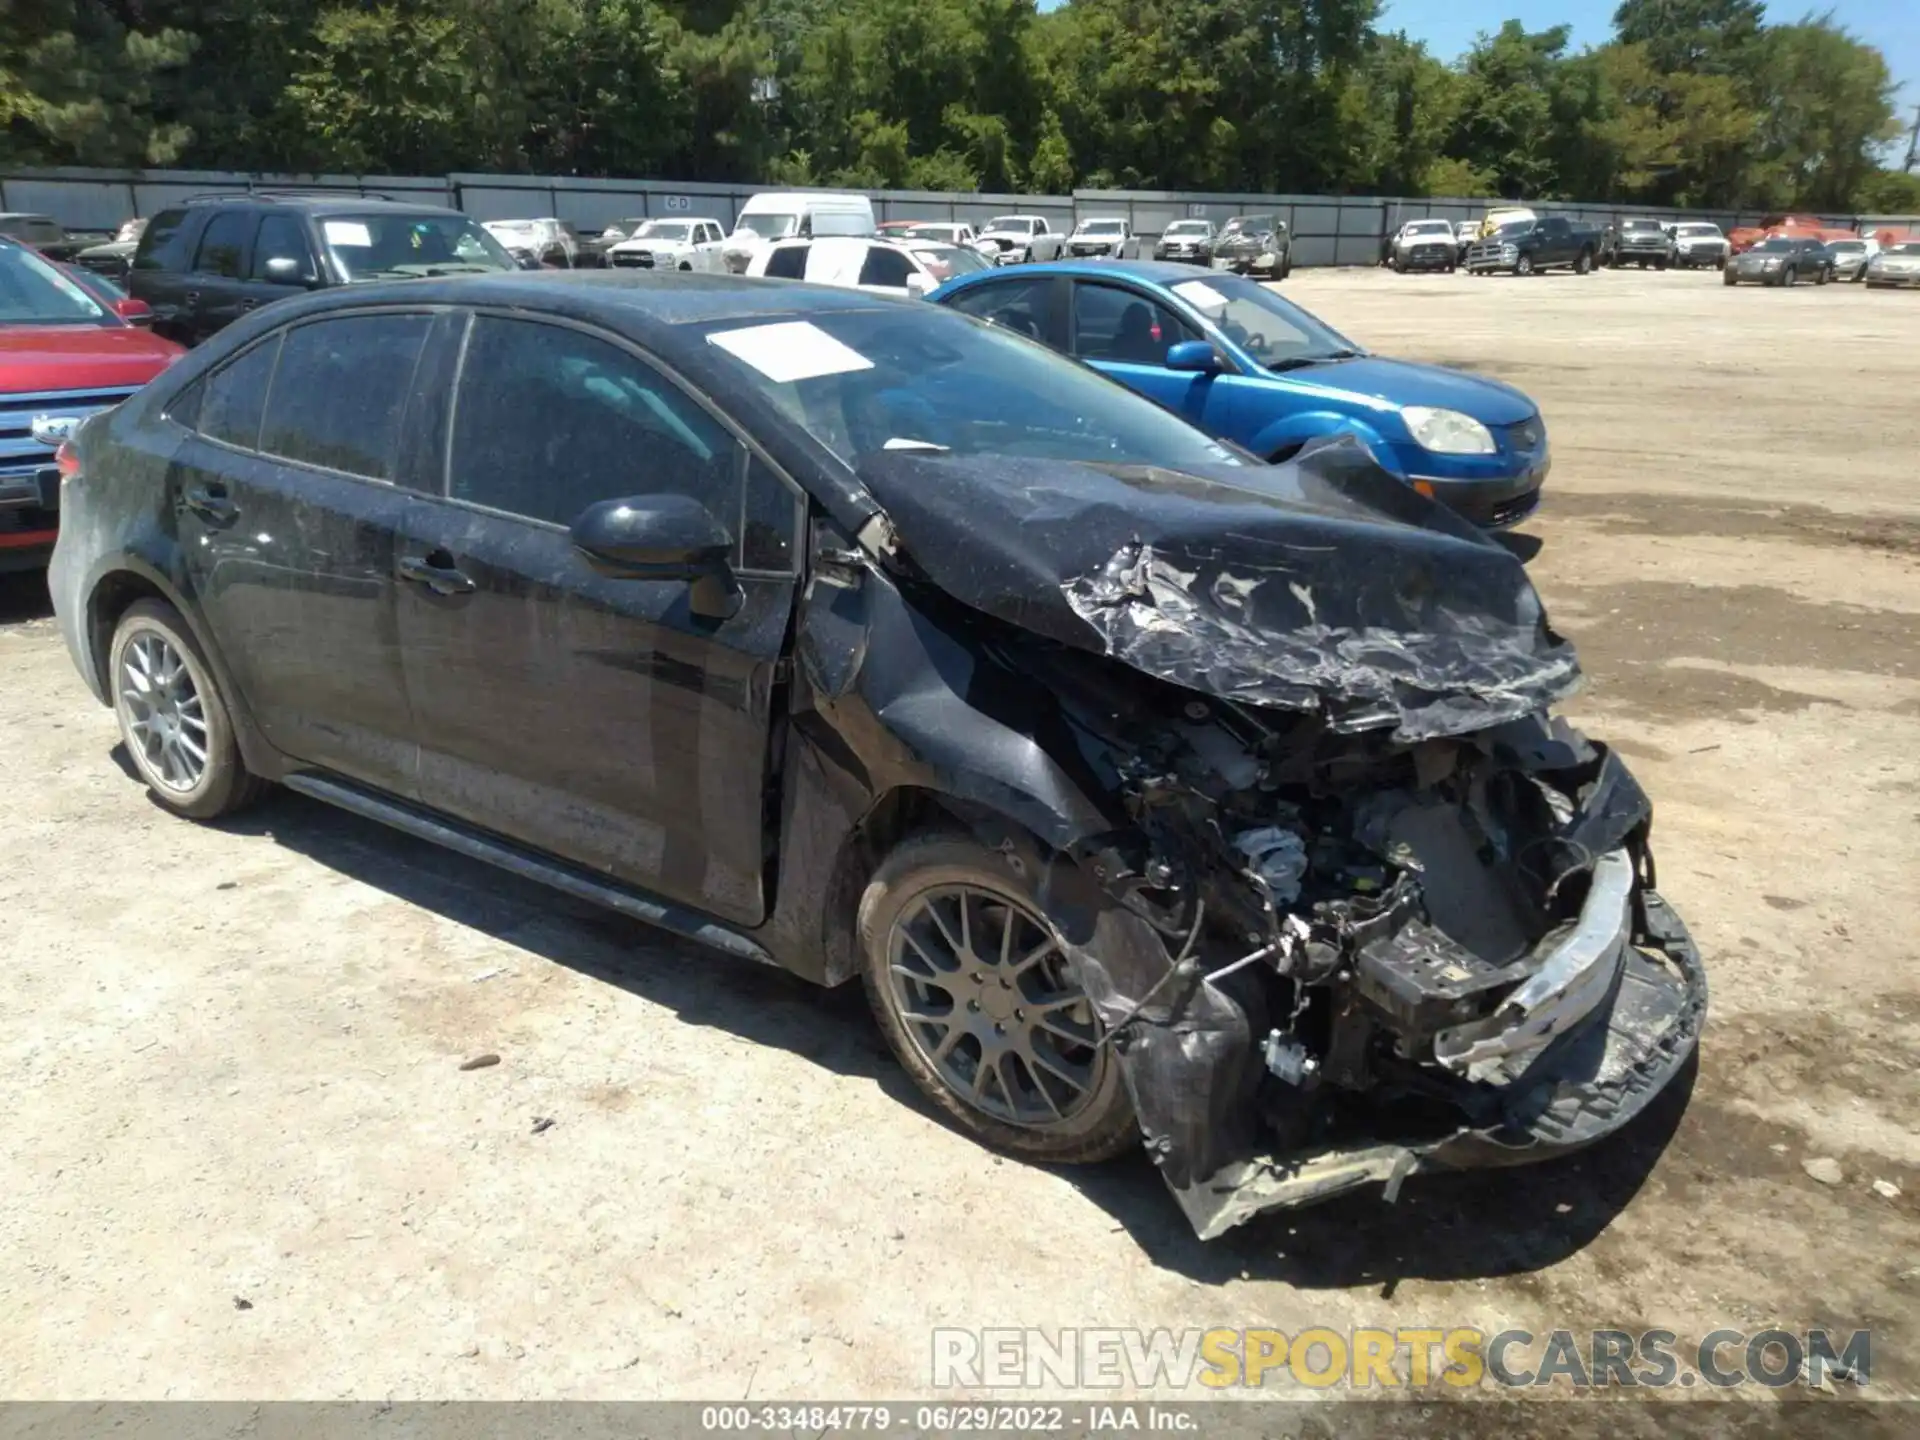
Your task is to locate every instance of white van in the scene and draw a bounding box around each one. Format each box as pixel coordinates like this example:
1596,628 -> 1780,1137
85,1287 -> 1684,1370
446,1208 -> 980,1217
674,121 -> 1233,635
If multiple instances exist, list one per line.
721,192 -> 876,273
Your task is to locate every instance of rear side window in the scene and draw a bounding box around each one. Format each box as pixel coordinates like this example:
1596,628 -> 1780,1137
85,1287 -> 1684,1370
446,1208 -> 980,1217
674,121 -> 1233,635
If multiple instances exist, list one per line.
858,247 -> 914,288
193,211 -> 255,278
133,209 -> 191,272
196,336 -> 281,450
763,244 -> 808,280
259,314 -> 430,480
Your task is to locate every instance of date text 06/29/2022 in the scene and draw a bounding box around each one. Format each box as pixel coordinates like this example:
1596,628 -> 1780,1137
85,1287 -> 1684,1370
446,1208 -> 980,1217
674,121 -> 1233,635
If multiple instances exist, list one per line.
700,1406 -> 1195,1432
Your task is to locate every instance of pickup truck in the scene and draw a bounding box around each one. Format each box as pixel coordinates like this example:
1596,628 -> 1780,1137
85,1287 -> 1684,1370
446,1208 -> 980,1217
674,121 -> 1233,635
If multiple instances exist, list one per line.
1465,216 -> 1602,276
976,215 -> 1067,266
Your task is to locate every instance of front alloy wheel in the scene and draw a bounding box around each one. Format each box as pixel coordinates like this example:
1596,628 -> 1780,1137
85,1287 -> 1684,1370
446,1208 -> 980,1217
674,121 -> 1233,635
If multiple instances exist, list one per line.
859,833 -> 1136,1162
1515,254 -> 1535,276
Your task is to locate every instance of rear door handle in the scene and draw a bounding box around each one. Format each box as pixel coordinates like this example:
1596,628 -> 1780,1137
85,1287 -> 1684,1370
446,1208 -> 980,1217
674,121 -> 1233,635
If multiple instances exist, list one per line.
183,481 -> 237,523
398,551 -> 476,596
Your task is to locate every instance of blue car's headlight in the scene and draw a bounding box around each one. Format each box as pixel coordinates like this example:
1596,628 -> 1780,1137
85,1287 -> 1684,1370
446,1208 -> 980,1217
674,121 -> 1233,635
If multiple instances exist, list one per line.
1403,406 -> 1497,455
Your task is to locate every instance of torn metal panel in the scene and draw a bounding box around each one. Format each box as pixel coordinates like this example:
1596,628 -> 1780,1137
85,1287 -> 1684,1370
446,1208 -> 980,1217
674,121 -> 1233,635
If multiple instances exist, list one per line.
856,437 -> 1580,742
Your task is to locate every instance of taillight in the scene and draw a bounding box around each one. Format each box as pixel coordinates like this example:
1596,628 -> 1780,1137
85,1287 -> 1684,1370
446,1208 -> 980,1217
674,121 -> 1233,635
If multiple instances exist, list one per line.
55,440 -> 81,482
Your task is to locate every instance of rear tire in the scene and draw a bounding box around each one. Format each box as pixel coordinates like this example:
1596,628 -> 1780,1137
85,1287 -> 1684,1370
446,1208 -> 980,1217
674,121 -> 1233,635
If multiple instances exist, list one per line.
1723,268 -> 1737,286
858,832 -> 1138,1165
108,599 -> 265,821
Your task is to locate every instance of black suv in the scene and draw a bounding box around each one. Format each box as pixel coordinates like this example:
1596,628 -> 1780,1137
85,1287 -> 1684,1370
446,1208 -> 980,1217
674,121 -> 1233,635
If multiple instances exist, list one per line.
127,193 -> 517,347
47,272 -> 1704,1241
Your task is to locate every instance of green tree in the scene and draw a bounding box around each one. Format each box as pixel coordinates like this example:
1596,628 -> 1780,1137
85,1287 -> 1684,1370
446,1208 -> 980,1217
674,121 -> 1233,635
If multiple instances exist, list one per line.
1749,19 -> 1899,210
1,1 -> 196,166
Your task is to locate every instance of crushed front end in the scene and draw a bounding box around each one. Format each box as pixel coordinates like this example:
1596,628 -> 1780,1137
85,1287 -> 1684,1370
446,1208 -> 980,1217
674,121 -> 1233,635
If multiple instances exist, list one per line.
1027,672 -> 1704,1239
852,443 -> 1706,1240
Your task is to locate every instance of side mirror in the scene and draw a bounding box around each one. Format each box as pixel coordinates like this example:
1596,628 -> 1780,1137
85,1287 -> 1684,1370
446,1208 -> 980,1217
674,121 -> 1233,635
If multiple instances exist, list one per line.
570,494 -> 741,620
1165,340 -> 1224,374
112,296 -> 154,326
904,272 -> 934,298
262,256 -> 313,287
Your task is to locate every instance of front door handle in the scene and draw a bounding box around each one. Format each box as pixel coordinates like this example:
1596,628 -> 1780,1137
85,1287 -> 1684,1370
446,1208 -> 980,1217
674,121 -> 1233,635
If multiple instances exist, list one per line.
183,290 -> 200,306
239,297 -> 257,311
398,551 -> 476,596
183,481 -> 237,523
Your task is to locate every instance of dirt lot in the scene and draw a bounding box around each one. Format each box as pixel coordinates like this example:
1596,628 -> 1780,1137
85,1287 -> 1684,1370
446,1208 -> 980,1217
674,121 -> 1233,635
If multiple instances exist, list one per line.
1,266 -> 1915,1404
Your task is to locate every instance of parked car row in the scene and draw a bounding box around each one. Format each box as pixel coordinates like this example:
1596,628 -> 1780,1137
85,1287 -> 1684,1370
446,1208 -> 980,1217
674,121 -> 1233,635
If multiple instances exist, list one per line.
42,259 -> 1703,1244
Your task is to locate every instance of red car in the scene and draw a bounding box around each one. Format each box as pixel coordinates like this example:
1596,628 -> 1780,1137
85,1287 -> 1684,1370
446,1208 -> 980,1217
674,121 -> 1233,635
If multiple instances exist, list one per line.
2,238 -> 183,572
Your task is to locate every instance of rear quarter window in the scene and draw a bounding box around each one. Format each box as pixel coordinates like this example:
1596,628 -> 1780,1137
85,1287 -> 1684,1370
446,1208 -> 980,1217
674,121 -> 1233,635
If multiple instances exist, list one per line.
188,335 -> 282,451
133,209 -> 193,272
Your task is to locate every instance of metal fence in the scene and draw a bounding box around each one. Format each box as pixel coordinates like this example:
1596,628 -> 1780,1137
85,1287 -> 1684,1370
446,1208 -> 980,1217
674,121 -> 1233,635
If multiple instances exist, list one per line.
5,165 -> 1916,260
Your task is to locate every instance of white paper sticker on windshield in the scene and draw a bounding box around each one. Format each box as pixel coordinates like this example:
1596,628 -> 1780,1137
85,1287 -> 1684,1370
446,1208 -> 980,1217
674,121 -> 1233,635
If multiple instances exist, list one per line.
707,321 -> 874,384
323,220 -> 372,247
1171,279 -> 1229,314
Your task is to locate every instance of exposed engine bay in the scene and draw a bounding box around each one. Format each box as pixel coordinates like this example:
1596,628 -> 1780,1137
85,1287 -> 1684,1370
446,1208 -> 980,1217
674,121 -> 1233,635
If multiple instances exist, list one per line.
1007,643 -> 1705,1240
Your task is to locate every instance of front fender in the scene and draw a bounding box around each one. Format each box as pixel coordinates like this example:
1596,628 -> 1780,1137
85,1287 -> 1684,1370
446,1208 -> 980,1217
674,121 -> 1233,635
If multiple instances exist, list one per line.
1249,411 -> 1405,475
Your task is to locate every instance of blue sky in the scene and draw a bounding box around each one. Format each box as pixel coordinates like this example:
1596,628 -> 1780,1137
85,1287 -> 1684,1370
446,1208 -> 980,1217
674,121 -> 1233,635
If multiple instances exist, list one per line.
1034,2 -> 1919,105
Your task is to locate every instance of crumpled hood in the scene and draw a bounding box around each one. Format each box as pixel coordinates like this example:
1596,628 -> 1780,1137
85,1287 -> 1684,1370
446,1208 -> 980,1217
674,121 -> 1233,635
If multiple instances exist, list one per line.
857,437 -> 1580,741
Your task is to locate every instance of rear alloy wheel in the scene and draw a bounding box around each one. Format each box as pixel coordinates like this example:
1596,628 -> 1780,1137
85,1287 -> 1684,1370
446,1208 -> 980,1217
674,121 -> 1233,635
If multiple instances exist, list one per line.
109,599 -> 263,820
859,833 -> 1136,1163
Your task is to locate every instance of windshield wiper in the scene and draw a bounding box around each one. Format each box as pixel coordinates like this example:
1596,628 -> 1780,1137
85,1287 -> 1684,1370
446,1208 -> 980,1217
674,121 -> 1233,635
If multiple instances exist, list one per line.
1265,350 -> 1362,372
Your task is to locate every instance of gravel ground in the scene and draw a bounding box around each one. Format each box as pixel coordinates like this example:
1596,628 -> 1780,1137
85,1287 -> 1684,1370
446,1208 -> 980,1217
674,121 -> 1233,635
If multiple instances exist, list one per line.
0,265 -> 1915,1405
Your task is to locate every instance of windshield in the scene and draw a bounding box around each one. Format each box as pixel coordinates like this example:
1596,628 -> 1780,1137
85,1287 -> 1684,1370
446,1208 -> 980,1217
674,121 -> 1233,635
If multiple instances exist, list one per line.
1165,274 -> 1363,371
1219,217 -> 1267,238
1404,222 -> 1453,236
328,214 -> 515,279
700,308 -> 1242,473
634,221 -> 692,242
902,225 -> 959,241
0,243 -> 111,326
1077,220 -> 1126,235
1676,225 -> 1721,238
1165,221 -> 1211,236
1494,220 -> 1535,237
1888,243 -> 1920,256
1828,240 -> 1865,253
985,217 -> 1034,234
734,212 -> 798,240
910,244 -> 988,281
1623,220 -> 1663,232
1755,238 -> 1796,253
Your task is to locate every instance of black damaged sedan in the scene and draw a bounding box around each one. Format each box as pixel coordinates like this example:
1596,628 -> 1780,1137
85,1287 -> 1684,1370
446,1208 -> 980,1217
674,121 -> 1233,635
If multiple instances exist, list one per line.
49,272 -> 1704,1240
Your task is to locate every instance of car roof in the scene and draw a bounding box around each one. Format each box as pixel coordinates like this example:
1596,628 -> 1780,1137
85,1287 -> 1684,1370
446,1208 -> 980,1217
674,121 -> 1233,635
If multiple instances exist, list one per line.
179,194 -> 464,218
957,257 -> 1224,286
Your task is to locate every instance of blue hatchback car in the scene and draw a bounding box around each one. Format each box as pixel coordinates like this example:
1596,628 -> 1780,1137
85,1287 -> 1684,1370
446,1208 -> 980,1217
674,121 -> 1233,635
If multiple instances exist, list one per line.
932,260 -> 1548,528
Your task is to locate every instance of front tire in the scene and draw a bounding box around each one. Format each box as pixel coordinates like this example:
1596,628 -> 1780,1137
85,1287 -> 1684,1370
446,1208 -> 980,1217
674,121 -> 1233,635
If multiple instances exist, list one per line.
1515,254 -> 1535,277
858,832 -> 1137,1164
108,599 -> 264,820
1782,267 -> 1797,288
1574,249 -> 1593,275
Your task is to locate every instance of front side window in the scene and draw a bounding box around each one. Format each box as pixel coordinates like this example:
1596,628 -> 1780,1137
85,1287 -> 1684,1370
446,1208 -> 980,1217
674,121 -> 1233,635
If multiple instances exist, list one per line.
252,214 -> 317,282
323,212 -> 514,280
259,314 -> 430,479
1071,282 -> 1198,365
194,211 -> 255,278
449,316 -> 745,536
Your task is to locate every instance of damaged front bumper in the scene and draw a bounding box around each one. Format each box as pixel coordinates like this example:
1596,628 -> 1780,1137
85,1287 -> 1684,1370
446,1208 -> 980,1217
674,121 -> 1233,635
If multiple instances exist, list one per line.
1171,887 -> 1704,1240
